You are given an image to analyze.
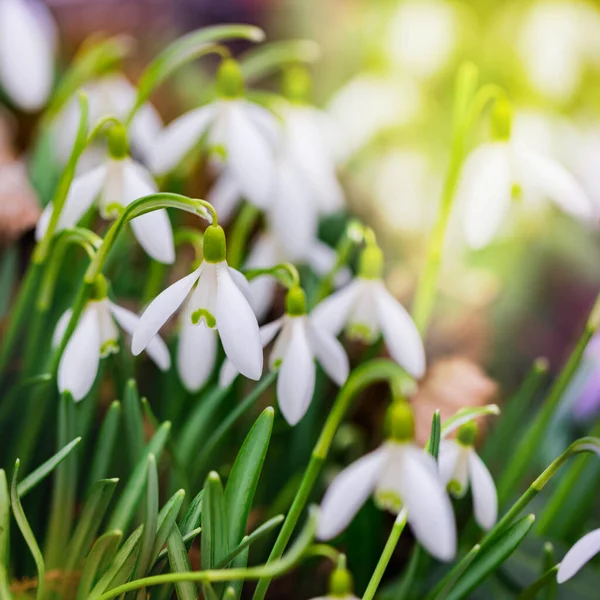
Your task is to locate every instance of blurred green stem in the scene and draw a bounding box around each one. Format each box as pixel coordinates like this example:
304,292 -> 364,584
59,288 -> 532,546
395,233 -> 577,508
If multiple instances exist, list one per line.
227,203 -> 260,269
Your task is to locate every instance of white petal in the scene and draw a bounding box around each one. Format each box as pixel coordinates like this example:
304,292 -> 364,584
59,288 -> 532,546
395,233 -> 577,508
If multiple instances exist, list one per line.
108,301 -> 171,371
228,267 -> 254,308
0,0 -> 54,110
513,143 -> 594,220
399,446 -> 456,562
244,101 -> 282,147
311,280 -> 360,336
260,318 -> 284,346
219,358 -> 239,388
52,308 -> 73,348
269,318 -> 294,370
317,447 -> 387,540
129,102 -> 164,163
557,529 -> 600,583
438,440 -> 461,486
131,266 -> 202,355
224,101 -> 276,209
36,164 -> 107,240
177,316 -> 218,392
245,233 -> 282,321
277,319 -> 316,425
215,263 -> 263,380
468,451 -> 497,531
308,322 -> 349,387
458,142 -> 512,250
373,283 -> 425,378
207,170 -> 242,224
58,306 -> 101,401
149,104 -> 216,175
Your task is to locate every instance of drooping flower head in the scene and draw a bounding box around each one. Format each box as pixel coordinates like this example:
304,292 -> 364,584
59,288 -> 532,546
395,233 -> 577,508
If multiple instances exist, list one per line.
220,285 -> 349,425
312,241 -> 426,378
318,402 -> 456,561
36,123 -> 175,264
54,275 -> 170,401
133,224 -> 263,387
309,558 -> 359,600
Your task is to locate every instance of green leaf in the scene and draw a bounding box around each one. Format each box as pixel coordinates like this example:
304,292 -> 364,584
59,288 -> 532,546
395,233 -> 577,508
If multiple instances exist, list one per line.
224,407 -> 274,547
201,471 -> 229,570
123,379 -> 145,469
445,515 -> 535,600
157,527 -> 201,562
150,489 -> 186,568
17,436 -> 82,497
87,400 -> 121,492
10,460 -> 45,600
427,410 -> 441,459
0,470 -> 10,598
167,525 -> 197,600
229,545 -> 249,600
222,586 -> 237,600
107,421 -> 171,531
76,530 -> 123,600
178,489 -> 202,535
88,525 -> 143,600
64,478 -> 119,574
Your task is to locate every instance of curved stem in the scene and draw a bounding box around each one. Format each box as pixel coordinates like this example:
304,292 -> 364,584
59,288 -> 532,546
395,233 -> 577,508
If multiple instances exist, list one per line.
252,359 -> 407,600
86,115 -> 123,145
243,263 -> 300,290
302,544 -> 343,565
174,227 -> 205,264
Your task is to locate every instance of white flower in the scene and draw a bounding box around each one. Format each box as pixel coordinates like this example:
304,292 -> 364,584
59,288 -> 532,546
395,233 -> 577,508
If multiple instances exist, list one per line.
132,248 -> 262,385
219,290 -> 349,425
317,440 -> 456,561
458,140 -> 593,250
149,98 -> 278,210
557,528 -> 600,583
55,73 -> 163,165
54,298 -> 170,401
438,438 -> 497,530
0,0 -> 55,110
311,276 -> 425,379
35,157 -> 175,264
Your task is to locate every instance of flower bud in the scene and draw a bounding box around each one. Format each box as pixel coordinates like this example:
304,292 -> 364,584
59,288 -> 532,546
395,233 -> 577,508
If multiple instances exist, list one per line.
107,123 -> 129,159
457,421 -> 478,446
281,64 -> 312,103
358,243 -> 384,280
285,286 -> 307,316
328,566 -> 354,597
203,225 -> 227,263
386,401 -> 415,443
217,59 -> 244,99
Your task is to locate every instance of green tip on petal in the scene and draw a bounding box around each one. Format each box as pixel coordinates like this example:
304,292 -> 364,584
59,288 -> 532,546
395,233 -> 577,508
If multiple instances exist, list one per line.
281,64 -> 312,103
285,286 -> 307,316
329,566 -> 354,597
203,225 -> 227,263
491,95 -> 512,141
358,243 -> 384,280
457,421 -> 478,446
217,58 -> 245,98
386,401 -> 415,443
107,123 -> 129,159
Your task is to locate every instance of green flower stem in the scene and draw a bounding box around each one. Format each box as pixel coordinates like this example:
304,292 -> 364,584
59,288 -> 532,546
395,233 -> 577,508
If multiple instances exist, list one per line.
252,359 -> 406,600
515,566 -> 559,600
302,544 -> 342,565
93,507 -> 317,600
227,203 -> 260,269
243,263 -> 300,290
497,296 -> 600,504
362,509 -> 408,600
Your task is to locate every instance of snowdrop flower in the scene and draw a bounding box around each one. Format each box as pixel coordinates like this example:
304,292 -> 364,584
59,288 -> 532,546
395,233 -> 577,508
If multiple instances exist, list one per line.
458,101 -> 593,250
36,125 -> 175,264
220,286 -> 349,425
0,0 -> 55,111
439,421 -> 497,530
318,402 -> 456,561
55,73 -> 163,165
557,528 -> 600,583
312,243 -> 426,378
133,224 -> 262,386
149,58 -> 278,211
54,280 -> 170,401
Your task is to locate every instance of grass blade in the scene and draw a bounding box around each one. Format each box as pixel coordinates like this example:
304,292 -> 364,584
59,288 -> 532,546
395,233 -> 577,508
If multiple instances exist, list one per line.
201,471 -> 229,571
86,400 -> 121,493
167,524 -> 197,600
76,530 -> 123,600
0,470 -> 10,598
123,379 -> 145,469
150,489 -> 185,568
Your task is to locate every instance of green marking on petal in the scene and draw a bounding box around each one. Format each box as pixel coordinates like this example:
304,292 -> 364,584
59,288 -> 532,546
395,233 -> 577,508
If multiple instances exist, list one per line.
346,322 -> 378,343
447,480 -> 465,497
374,489 -> 403,513
100,340 -> 119,358
272,358 -> 282,370
209,144 -> 228,161
191,308 -> 216,328
511,182 -> 523,204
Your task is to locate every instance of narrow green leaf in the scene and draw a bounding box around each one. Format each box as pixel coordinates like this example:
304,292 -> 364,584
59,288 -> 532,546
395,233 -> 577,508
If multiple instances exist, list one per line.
427,410 -> 441,459
10,460 -> 45,600
64,478 -> 119,574
445,515 -> 535,600
88,525 -> 143,600
179,489 -> 203,535
516,565 -> 559,600
157,527 -> 201,562
16,435 -> 81,497
150,489 -> 185,567
229,545 -> 249,600
201,472 -> 229,571
225,407 -> 274,548
166,525 -> 197,600
216,515 -> 284,569
87,400 -> 121,492
108,421 -> 171,531
76,530 -> 123,600
0,470 -> 10,598
202,582 -> 219,600
222,586 -> 237,600
123,379 -> 145,469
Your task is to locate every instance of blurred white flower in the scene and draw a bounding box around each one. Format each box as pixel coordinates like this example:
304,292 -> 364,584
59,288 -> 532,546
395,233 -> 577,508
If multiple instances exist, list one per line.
387,0 -> 458,79
327,75 -> 422,162
219,287 -> 349,425
0,0 -> 55,110
54,73 -> 163,166
458,139 -> 593,249
133,232 -> 262,387
36,155 -> 175,264
519,1 -> 600,102
557,528 -> 600,583
54,299 -> 170,401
